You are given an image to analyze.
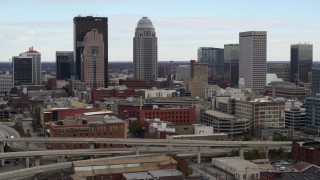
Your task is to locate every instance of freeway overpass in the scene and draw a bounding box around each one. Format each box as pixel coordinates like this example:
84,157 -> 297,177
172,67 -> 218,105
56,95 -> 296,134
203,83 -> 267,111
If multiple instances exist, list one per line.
0,137 -> 292,148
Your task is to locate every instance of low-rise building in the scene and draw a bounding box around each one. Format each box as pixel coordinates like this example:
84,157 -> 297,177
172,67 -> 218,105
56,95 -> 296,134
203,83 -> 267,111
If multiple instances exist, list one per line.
140,106 -> 196,125
212,157 -> 261,180
46,114 -> 126,149
265,82 -> 308,100
0,71 -> 13,93
135,89 -> 177,99
91,86 -> 135,103
235,97 -> 285,128
292,140 -> 320,166
254,126 -> 292,140
201,110 -> 250,139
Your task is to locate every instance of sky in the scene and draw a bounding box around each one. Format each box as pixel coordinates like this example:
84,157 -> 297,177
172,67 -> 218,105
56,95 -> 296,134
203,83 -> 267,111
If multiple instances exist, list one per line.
0,0 -> 320,62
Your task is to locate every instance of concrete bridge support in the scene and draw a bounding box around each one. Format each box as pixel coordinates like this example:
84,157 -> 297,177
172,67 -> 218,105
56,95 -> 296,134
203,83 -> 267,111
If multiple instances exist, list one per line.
34,156 -> 42,167
265,146 -> 269,159
0,142 -> 4,166
57,156 -> 65,163
197,147 -> 201,165
239,147 -> 244,159
135,146 -> 140,155
26,157 -> 30,168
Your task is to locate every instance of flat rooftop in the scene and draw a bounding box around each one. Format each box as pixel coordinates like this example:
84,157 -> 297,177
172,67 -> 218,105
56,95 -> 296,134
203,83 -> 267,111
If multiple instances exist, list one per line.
205,110 -> 235,119
213,157 -> 260,172
83,111 -> 113,116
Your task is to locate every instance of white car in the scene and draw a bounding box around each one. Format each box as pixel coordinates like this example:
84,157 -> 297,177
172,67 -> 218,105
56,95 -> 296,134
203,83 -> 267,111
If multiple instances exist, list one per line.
280,166 -> 287,171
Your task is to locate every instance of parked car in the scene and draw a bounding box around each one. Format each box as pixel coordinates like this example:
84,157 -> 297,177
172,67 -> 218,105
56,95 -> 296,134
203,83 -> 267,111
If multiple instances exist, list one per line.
273,163 -> 282,167
280,166 -> 287,171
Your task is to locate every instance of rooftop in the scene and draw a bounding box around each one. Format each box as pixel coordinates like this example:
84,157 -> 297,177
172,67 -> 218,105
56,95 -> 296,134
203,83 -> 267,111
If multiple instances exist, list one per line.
137,17 -> 154,29
213,157 -> 260,172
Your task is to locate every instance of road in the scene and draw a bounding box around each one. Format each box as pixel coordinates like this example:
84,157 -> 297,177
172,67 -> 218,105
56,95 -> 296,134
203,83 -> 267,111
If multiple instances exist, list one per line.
0,137 -> 292,148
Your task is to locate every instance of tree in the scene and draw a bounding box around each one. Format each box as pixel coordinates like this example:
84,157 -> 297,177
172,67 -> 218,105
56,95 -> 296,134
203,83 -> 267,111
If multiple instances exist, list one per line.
128,120 -> 145,138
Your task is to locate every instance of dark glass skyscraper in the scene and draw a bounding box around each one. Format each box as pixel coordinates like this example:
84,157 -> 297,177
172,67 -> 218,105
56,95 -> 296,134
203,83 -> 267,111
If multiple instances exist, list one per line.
197,47 -> 224,77
311,68 -> 320,97
290,44 -> 313,84
12,56 -> 33,86
73,16 -> 108,87
56,51 -> 73,80
224,44 -> 239,87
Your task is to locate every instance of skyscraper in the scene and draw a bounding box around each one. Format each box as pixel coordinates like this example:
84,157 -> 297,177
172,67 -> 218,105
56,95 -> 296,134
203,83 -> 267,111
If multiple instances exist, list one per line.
239,31 -> 267,92
311,68 -> 320,96
13,47 -> 41,86
197,47 -> 224,77
133,17 -> 158,80
56,51 -> 74,80
224,44 -> 239,87
73,16 -> 108,87
290,43 -> 313,83
186,60 -> 208,98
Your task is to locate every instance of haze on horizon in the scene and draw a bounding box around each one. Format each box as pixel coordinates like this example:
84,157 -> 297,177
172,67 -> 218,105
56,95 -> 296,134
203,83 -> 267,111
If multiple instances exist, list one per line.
0,0 -> 320,62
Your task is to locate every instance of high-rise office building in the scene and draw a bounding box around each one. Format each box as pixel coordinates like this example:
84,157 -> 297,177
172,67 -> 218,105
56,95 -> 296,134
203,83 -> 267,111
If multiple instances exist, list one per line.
224,44 -> 239,87
13,47 -> 41,86
186,60 -> 208,98
133,17 -> 158,80
73,16 -> 108,87
305,95 -> 320,135
197,47 -> 224,77
56,51 -> 74,80
239,31 -> 267,92
311,69 -> 320,96
290,43 -> 313,83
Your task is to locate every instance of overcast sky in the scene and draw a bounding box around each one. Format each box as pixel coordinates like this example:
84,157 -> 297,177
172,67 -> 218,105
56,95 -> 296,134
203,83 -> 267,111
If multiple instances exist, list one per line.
1,0 -> 320,62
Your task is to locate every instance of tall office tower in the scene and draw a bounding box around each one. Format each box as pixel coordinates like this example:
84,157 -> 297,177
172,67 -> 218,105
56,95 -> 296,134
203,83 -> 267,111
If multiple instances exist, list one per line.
73,16 -> 108,87
133,17 -> 158,80
186,60 -> 208,98
81,29 -> 105,85
56,51 -> 74,80
158,65 -> 171,78
239,31 -> 267,92
13,47 -> 41,86
290,43 -> 313,83
224,44 -> 239,87
311,69 -> 320,96
306,95 -> 320,135
197,47 -> 224,77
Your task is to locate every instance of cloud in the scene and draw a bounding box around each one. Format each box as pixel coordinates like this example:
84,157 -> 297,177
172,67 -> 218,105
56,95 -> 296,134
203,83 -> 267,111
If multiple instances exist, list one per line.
0,15 -> 320,61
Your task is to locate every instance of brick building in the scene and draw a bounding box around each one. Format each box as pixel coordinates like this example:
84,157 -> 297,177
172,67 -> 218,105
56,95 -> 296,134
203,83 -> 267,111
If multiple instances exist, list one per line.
119,78 -> 169,89
46,114 -> 126,149
42,108 -> 97,123
140,106 -> 196,125
91,87 -> 135,103
117,104 -> 152,120
292,140 -> 320,166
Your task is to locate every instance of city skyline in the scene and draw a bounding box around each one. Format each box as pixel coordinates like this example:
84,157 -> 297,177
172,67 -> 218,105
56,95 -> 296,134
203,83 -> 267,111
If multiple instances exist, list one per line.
1,0 -> 320,62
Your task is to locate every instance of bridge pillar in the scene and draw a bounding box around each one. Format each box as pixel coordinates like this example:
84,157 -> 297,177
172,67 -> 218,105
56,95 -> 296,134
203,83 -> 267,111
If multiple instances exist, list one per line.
34,156 -> 42,167
26,142 -> 29,151
0,142 -> 4,167
239,147 -> 244,159
197,147 -> 201,165
135,146 -> 140,155
26,157 -> 30,168
265,146 -> 269,159
90,143 -> 95,159
57,156 -> 65,163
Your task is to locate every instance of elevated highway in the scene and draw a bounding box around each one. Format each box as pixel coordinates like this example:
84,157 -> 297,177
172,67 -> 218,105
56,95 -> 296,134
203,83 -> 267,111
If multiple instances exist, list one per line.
0,137 -> 292,148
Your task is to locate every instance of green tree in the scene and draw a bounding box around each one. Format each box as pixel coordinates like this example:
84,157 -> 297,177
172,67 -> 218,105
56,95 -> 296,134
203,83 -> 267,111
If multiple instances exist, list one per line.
128,120 -> 145,138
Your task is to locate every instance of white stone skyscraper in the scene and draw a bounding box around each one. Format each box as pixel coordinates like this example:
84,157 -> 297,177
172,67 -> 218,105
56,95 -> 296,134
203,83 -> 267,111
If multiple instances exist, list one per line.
239,31 -> 267,92
133,17 -> 158,80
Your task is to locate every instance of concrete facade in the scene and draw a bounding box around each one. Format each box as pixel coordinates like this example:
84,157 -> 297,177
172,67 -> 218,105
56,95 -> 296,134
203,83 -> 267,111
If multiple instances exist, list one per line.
0,71 -> 12,92
239,31 -> 267,93
133,17 -> 158,81
186,60 -> 208,98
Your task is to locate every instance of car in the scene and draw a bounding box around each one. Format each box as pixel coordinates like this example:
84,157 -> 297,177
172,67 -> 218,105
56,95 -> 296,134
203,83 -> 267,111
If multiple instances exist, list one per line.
273,163 -> 282,167
280,166 -> 287,171
4,160 -> 11,164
